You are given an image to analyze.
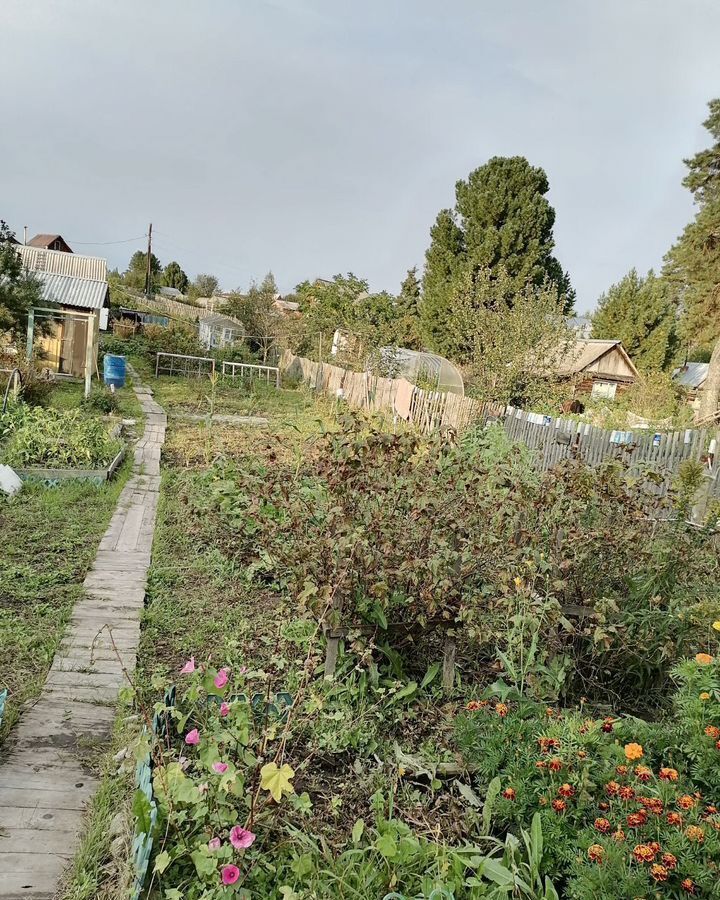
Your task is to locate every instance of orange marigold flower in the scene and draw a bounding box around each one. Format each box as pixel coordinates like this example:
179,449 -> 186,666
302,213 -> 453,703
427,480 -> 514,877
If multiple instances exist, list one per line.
546,707 -> 555,717
715,739 -> 720,750
616,764 -> 629,776
624,743 -> 644,761
548,757 -> 563,772
627,810 -> 648,828
640,797 -> 663,815
661,852 -> 677,871
599,801 -> 610,811
535,760 -> 546,770
594,817 -> 611,833
577,750 -> 588,759
678,795 -> 696,810
634,765 -> 652,782
695,653 -> 714,665
618,786 -> 636,801
632,844 -> 657,863
648,841 -> 660,854
495,702 -> 508,717
551,798 -> 567,813
587,844 -> 605,863
558,783 -> 575,798
666,812 -> 683,827
703,805 -> 718,817
705,725 -> 720,739
650,864 -> 669,883
612,828 -> 626,842
700,692 -> 711,701
685,825 -> 705,843
538,736 -> 560,753
501,787 -> 516,801
681,879 -> 696,895
659,767 -> 678,782
602,717 -> 615,733
466,700 -> 482,711
605,780 -> 620,796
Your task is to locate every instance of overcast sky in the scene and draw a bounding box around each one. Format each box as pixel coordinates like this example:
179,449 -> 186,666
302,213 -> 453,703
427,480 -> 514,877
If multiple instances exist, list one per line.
2,1 -> 719,310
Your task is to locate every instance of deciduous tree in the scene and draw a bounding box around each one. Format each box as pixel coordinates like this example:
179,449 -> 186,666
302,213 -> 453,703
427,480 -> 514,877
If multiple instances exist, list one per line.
124,250 -> 162,293
0,220 -> 42,337
188,273 -> 220,300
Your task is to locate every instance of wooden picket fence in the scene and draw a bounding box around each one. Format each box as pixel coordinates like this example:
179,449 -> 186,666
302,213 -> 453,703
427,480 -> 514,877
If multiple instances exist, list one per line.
280,350 -> 720,503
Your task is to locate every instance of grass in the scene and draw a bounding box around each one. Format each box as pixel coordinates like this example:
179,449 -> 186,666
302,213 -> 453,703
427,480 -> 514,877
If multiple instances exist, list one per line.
0,457 -> 132,742
47,378 -> 144,421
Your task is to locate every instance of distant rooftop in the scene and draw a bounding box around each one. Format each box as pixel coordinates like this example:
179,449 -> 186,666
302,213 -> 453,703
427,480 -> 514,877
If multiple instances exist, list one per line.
27,233 -> 73,253
15,243 -> 107,281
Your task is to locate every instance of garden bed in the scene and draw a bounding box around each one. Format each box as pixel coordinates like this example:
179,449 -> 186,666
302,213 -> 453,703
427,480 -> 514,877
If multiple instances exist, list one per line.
16,443 -> 127,485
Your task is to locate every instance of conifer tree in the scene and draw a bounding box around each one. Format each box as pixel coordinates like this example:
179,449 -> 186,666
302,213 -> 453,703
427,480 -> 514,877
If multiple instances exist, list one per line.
592,269 -> 678,371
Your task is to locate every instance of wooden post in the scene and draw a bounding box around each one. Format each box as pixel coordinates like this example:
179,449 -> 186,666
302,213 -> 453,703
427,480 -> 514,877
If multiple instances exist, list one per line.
84,312 -> 96,398
26,307 -> 35,360
442,636 -> 456,695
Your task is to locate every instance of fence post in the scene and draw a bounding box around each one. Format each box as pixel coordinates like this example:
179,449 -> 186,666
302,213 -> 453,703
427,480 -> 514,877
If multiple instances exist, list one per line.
155,353 -> 160,378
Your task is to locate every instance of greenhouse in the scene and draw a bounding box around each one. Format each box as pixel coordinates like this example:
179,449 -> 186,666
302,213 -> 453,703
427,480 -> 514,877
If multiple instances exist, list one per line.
368,346 -> 465,395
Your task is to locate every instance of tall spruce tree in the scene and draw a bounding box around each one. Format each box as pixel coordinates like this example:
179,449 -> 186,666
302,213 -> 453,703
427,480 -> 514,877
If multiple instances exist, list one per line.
420,209 -> 464,355
592,269 -> 678,371
664,99 -> 720,352
421,157 -> 573,355
394,267 -> 423,349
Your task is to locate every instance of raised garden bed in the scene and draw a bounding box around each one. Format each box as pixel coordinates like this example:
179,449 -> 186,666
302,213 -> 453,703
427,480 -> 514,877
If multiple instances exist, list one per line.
16,443 -> 127,485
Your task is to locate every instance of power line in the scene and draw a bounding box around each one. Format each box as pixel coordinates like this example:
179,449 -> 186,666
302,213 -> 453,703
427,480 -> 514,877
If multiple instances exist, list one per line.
67,235 -> 147,246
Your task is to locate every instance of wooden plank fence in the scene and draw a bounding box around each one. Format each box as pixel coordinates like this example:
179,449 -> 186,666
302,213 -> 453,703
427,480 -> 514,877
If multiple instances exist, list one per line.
280,350 -> 720,505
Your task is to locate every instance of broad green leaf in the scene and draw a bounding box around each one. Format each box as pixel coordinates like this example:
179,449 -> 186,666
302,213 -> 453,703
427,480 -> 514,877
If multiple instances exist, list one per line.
456,781 -> 482,809
154,850 -> 171,874
478,857 -> 514,886
352,818 -> 365,844
132,789 -> 152,835
420,662 -> 440,689
482,776 -> 502,835
191,849 -> 216,878
375,832 -> 398,858
260,762 -> 295,802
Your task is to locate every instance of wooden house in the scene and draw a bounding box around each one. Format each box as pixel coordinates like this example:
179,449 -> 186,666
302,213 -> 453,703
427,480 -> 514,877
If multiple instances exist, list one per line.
552,339 -> 639,399
198,313 -> 245,350
27,233 -> 74,253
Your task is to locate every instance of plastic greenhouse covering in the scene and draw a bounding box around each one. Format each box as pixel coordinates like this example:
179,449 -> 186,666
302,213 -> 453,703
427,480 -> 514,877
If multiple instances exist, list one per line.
368,347 -> 465,395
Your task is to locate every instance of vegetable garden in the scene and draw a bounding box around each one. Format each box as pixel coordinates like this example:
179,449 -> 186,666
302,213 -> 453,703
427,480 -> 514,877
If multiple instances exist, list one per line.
54,349 -> 719,900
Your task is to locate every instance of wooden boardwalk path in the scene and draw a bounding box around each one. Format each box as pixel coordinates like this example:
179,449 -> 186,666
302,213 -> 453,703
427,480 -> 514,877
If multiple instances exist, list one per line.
0,370 -> 166,899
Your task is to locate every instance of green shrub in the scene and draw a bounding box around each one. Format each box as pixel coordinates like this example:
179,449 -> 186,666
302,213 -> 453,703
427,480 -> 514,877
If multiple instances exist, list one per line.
1,407 -> 122,469
80,384 -> 118,415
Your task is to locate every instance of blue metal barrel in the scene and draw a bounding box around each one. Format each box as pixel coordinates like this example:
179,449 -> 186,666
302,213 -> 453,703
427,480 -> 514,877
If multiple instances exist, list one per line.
103,353 -> 127,388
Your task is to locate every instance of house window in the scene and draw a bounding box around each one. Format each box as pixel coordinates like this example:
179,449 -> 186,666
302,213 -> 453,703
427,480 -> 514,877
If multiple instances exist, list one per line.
591,381 -> 617,400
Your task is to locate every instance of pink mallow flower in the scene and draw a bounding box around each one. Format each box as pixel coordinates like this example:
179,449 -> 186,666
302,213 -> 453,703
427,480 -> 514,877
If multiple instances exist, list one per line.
208,837 -> 221,851
220,702 -> 231,717
212,761 -> 229,774
221,864 -> 240,885
214,668 -> 229,689
185,728 -> 200,746
180,656 -> 195,675
229,825 -> 256,849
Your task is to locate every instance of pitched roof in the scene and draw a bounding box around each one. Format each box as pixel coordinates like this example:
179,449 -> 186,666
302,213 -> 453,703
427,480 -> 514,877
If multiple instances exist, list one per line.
199,312 -> 245,331
553,339 -> 639,378
673,361 -> 709,390
34,272 -> 108,310
27,233 -> 73,252
15,243 -> 106,281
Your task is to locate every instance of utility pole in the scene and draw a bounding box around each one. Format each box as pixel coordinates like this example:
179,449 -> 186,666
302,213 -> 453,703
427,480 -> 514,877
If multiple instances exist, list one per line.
144,222 -> 153,298
23,226 -> 27,245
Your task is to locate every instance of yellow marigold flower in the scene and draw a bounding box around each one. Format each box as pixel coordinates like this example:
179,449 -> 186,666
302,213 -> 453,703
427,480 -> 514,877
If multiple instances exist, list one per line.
513,576 -> 523,589
650,864 -> 669,883
695,653 -> 714,665
712,621 -> 720,632
624,742 -> 644,761
700,692 -> 711,701
587,844 -> 604,863
685,824 -> 705,843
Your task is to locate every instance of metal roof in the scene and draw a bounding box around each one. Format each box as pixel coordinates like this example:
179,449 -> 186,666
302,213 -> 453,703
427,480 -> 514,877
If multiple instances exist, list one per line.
15,243 -> 107,281
199,312 -> 244,330
673,362 -> 708,389
35,272 -> 108,310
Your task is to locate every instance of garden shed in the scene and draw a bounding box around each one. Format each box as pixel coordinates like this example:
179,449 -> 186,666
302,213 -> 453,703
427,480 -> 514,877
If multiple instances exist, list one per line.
369,347 -> 465,395
198,313 -> 245,350
673,361 -> 708,408
552,339 -> 638,399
